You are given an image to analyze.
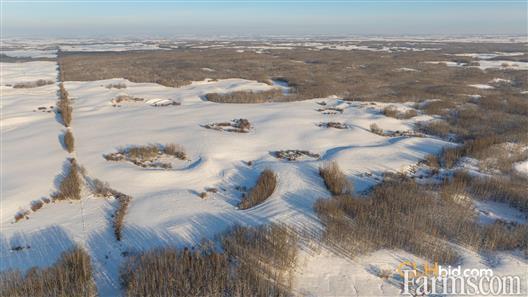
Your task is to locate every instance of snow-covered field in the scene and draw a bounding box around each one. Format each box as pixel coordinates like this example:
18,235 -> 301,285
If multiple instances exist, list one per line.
1,42 -> 527,296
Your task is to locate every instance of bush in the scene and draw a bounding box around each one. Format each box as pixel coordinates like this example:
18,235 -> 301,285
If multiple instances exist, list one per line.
205,89 -> 283,103
319,161 -> 352,195
30,200 -> 44,212
64,129 -> 74,153
370,123 -> 383,135
239,169 -> 277,209
105,83 -> 127,89
57,83 -> 72,127
315,174 -> 528,264
127,145 -> 159,162
163,143 -> 186,160
53,159 -> 81,201
0,247 -> 97,297
91,178 -> 113,197
13,79 -> 54,88
121,225 -> 297,297
114,194 -> 131,241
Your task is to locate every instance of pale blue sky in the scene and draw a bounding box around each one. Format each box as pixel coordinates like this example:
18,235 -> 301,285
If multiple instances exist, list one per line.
2,1 -> 527,37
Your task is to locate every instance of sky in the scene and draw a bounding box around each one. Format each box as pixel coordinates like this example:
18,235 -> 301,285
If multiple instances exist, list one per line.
2,1 -> 527,37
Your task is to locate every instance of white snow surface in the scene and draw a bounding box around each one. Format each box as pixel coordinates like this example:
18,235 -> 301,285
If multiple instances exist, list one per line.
1,61 -> 57,85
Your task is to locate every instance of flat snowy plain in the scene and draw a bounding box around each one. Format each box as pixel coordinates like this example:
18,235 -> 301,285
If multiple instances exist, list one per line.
1,40 -> 527,296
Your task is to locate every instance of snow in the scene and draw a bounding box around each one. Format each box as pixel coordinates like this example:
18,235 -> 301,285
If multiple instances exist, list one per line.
426,60 -> 528,70
1,49 -> 57,58
454,52 -> 525,60
59,42 -> 165,52
469,84 -> 495,90
293,247 -> 528,296
489,78 -> 512,84
1,61 -> 57,85
395,67 -> 419,72
474,200 -> 527,225
514,160 -> 528,176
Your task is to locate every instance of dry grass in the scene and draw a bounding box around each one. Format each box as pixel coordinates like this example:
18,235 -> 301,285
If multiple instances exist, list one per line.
319,161 -> 352,195
52,159 -> 81,201
121,224 -> 297,297
63,129 -> 74,153
206,89 -> 284,103
114,193 -> 131,241
239,169 -> 277,209
0,247 -> 97,297
13,79 -> 54,89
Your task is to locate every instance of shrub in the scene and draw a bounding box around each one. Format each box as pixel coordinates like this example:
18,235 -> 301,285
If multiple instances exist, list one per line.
30,200 -> 44,212
382,105 -> 399,118
127,145 -> 159,162
315,174 -> 528,264
0,247 -> 97,297
14,210 -> 30,222
63,129 -> 74,153
92,178 -> 113,197
53,159 -> 81,201
370,123 -> 383,135
239,169 -> 277,209
163,143 -> 186,160
13,79 -> 54,88
319,161 -> 352,195
114,194 -> 131,241
57,83 -> 72,127
121,225 -> 297,297
206,89 -> 283,103
105,83 -> 127,89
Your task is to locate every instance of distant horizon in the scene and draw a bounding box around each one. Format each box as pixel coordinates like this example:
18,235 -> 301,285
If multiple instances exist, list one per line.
2,1 -> 527,38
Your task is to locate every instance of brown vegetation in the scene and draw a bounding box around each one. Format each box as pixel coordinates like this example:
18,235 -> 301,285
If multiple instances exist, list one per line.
114,193 -> 131,241
382,105 -> 418,119
121,224 -> 297,297
317,122 -> 349,129
105,82 -> 127,89
369,123 -> 383,135
239,169 -> 277,209
203,118 -> 252,133
63,129 -> 74,153
273,150 -> 320,161
59,44 -> 517,103
52,159 -> 82,201
13,79 -> 54,89
57,83 -> 72,127
104,144 -> 186,169
315,174 -> 528,264
206,89 -> 284,103
319,161 -> 352,195
0,247 -> 97,297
